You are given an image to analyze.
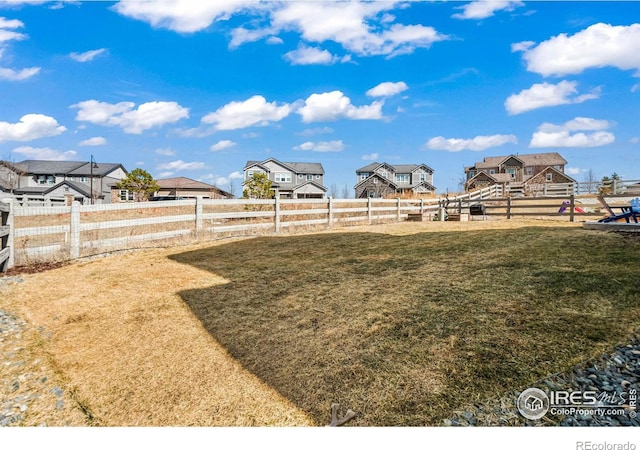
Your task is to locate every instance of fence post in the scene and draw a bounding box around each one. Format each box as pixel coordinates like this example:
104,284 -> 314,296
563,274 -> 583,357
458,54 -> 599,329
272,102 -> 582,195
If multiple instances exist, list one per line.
1,199 -> 14,271
367,197 -> 373,225
195,196 -> 203,237
70,201 -> 80,260
327,196 -> 333,228
420,198 -> 424,214
274,196 -> 281,233
613,179 -> 618,194
506,197 -> 512,220
569,194 -> 575,223
396,198 -> 401,222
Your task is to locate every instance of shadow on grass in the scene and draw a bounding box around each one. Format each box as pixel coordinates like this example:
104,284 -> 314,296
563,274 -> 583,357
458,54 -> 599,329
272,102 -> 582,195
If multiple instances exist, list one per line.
169,227 -> 640,426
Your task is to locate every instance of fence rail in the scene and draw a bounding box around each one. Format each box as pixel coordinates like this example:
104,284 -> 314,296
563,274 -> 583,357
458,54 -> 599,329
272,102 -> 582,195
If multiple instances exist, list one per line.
5,191 -> 636,268
0,199 -> 13,272
9,196 -> 443,267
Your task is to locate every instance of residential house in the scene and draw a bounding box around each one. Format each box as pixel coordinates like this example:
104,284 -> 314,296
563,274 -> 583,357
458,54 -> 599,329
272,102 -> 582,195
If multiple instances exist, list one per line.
243,158 -> 327,199
464,152 -> 576,194
354,162 -> 436,199
0,159 -> 127,206
152,177 -> 233,200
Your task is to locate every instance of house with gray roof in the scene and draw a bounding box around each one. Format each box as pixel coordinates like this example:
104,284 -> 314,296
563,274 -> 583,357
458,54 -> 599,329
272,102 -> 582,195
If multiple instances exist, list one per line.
354,162 -> 436,198
0,159 -> 127,206
152,176 -> 233,200
243,158 -> 327,199
464,152 -> 576,194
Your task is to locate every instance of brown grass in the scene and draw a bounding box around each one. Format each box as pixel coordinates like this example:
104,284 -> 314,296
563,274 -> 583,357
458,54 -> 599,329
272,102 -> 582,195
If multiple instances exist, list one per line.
2,219 -> 639,426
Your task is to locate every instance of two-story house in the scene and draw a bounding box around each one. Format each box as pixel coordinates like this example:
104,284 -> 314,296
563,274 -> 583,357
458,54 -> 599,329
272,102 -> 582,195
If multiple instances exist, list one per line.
0,159 -> 127,205
464,152 -> 576,193
243,158 -> 327,199
354,162 -> 436,199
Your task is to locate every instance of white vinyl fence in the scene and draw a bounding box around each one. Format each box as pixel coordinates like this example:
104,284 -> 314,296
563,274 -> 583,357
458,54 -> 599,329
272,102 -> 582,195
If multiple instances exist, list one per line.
8,196 -> 442,267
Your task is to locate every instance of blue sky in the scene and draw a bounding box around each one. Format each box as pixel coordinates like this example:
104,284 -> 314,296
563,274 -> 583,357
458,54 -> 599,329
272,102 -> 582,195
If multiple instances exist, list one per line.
1,0 -> 639,196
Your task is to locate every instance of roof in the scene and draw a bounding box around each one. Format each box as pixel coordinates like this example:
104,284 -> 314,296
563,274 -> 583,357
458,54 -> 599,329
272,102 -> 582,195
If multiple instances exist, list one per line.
356,162 -> 434,173
244,159 -> 324,174
156,176 -> 232,197
472,152 -> 567,170
11,160 -> 125,177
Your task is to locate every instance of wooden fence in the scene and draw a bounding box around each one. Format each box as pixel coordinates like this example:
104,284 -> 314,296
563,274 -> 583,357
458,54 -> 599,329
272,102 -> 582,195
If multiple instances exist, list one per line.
0,199 -> 13,272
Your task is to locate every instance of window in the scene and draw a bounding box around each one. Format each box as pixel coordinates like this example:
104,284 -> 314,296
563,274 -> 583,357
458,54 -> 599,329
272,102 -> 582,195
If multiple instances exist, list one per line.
395,173 -> 410,183
36,175 -> 55,185
489,169 -> 496,175
298,174 -> 303,179
419,173 -> 426,182
360,173 -> 368,181
506,168 -> 516,178
525,167 -> 533,175
80,176 -> 88,183
275,173 -> 292,183
373,178 -> 378,184
546,173 -> 553,182
381,171 -> 389,179
307,174 -> 313,181
119,189 -> 134,202
316,175 -> 321,179
247,170 -> 254,179
467,171 -> 476,179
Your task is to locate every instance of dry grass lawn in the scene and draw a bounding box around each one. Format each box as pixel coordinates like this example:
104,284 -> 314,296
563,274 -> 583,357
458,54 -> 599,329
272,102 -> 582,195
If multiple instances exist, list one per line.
2,219 -> 639,426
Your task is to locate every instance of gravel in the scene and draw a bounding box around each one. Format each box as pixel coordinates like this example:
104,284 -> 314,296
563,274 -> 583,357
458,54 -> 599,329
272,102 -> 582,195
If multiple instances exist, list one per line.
1,277 -> 86,427
445,331 -> 640,427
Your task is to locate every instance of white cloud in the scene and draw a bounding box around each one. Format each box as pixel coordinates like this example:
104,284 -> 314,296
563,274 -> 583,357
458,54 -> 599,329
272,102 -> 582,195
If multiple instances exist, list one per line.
155,148 -> 175,156
12,146 -> 76,161
69,48 -> 107,62
453,1 -> 524,20
202,171 -> 243,187
72,100 -> 189,134
156,160 -> 205,171
202,95 -> 291,130
297,126 -> 333,137
505,81 -> 599,115
297,91 -> 383,123
210,139 -> 236,151
293,140 -> 344,152
516,23 -> 640,77
284,44 -> 339,66
0,17 -> 26,44
361,152 -> 379,161
565,167 -> 586,176
78,136 -> 106,146
114,2 -> 447,59
0,16 -> 40,81
112,0 -> 257,33
426,134 -> 517,152
0,114 -> 66,143
157,171 -> 174,178
0,66 -> 40,80
538,117 -> 612,133
270,2 -> 447,58
366,81 -> 408,97
529,117 -> 615,148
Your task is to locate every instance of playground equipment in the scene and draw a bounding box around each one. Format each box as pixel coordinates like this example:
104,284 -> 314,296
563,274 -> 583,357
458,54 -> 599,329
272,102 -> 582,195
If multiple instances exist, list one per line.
558,200 -> 585,214
597,196 -> 640,223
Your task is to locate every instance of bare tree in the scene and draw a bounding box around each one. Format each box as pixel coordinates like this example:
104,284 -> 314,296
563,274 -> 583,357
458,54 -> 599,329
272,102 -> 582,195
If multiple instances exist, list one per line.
582,169 -> 598,193
228,178 -> 237,198
341,183 -> 351,199
328,182 -> 339,198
